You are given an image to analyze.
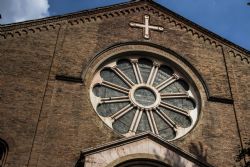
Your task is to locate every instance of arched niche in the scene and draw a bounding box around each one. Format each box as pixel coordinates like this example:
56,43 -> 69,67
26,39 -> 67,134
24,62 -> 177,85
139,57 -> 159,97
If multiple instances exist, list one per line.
115,158 -> 170,167
0,138 -> 8,167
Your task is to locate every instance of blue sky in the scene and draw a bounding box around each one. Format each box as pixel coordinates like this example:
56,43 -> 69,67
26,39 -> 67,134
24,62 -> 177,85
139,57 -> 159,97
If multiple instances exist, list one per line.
0,0 -> 250,51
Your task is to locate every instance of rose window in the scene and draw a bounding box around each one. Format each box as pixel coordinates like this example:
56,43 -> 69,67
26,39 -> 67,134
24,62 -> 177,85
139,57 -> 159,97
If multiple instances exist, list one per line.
90,56 -> 199,140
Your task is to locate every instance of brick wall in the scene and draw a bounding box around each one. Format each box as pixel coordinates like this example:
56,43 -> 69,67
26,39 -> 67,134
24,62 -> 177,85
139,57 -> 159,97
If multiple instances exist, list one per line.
0,1 -> 249,167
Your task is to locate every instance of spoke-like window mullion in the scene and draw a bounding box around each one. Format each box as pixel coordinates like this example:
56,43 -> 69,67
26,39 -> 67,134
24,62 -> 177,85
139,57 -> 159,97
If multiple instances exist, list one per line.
156,74 -> 179,91
111,103 -> 134,120
160,101 -> 189,116
161,92 -> 189,99
146,109 -> 159,134
101,80 -> 129,94
100,96 -> 130,104
155,108 -> 177,131
131,60 -> 143,84
129,109 -> 143,132
112,67 -> 135,87
150,110 -> 159,134
147,63 -> 159,85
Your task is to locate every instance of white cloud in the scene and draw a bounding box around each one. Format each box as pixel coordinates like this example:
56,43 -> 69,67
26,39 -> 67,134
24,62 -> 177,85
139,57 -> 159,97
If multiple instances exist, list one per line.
0,0 -> 50,24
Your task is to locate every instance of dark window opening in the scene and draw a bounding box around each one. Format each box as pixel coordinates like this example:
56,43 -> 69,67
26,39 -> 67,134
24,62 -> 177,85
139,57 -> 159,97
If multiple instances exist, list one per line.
115,158 -> 170,167
0,138 -> 8,167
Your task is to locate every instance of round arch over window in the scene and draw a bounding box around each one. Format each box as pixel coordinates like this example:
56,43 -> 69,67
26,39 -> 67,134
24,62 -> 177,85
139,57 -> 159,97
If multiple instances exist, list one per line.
0,138 -> 8,167
90,54 -> 200,141
115,159 -> 170,167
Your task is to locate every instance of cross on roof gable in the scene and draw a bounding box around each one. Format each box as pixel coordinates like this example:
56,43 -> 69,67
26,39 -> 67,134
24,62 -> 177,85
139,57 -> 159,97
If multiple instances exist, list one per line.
0,0 -> 249,57
129,14 -> 164,39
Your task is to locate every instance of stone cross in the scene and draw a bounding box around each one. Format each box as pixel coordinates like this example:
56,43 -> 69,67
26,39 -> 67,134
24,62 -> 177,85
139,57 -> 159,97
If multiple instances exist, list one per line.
129,15 -> 164,39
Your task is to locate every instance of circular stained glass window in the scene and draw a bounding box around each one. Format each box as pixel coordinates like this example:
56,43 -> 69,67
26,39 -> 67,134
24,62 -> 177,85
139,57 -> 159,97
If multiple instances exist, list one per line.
90,56 -> 199,140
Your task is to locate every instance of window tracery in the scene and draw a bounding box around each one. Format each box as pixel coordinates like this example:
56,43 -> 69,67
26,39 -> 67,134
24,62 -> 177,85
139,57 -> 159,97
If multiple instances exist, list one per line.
90,54 -> 199,140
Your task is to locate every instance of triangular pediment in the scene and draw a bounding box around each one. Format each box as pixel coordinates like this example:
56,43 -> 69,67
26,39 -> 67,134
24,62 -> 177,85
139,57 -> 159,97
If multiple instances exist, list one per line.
80,133 -> 213,167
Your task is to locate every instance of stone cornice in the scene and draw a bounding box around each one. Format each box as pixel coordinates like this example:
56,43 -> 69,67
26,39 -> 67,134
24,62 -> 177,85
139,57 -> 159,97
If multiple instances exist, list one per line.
0,1 -> 139,32
0,0 -> 249,64
0,1 -> 144,40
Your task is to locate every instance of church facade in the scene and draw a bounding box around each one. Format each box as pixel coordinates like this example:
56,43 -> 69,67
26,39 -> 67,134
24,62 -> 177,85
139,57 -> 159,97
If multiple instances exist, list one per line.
0,0 -> 249,166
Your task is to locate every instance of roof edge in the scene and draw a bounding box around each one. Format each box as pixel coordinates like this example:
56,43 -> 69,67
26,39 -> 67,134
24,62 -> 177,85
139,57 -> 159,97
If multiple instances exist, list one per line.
0,0 -> 136,30
145,0 -> 249,55
0,0 -> 249,55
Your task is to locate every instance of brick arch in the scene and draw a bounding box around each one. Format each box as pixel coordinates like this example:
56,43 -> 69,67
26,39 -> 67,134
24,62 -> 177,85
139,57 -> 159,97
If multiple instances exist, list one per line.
82,41 -> 208,101
115,158 -> 170,167
0,138 -> 8,167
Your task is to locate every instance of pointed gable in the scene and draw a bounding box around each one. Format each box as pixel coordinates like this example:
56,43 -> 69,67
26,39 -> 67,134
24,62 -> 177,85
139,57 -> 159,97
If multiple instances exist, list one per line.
0,0 -> 248,101
81,133 -> 213,167
0,1 -> 248,167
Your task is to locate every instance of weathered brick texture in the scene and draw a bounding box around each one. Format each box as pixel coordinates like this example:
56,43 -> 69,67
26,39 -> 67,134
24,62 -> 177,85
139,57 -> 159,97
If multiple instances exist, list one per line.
0,1 -> 249,167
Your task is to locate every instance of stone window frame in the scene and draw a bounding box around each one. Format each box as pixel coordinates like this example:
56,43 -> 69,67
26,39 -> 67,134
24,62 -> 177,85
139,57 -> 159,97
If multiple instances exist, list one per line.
115,158 -> 170,167
89,53 -> 200,141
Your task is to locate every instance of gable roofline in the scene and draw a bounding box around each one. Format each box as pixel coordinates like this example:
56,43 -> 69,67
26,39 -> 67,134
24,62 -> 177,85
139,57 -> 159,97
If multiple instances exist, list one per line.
0,0 -> 249,55
0,0 -> 137,30
81,132 -> 213,167
143,0 -> 249,55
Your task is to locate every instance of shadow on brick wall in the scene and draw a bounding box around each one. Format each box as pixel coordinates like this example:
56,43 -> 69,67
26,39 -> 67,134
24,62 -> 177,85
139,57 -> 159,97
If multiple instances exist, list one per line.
188,141 -> 208,163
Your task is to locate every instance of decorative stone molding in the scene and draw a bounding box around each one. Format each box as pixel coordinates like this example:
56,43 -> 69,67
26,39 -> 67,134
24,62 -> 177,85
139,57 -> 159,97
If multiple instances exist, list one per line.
0,0 -> 249,64
143,2 -> 249,64
229,50 -> 249,64
0,1 -> 145,39
67,5 -> 146,26
83,41 -> 234,104
89,54 -> 200,141
0,23 -> 60,40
